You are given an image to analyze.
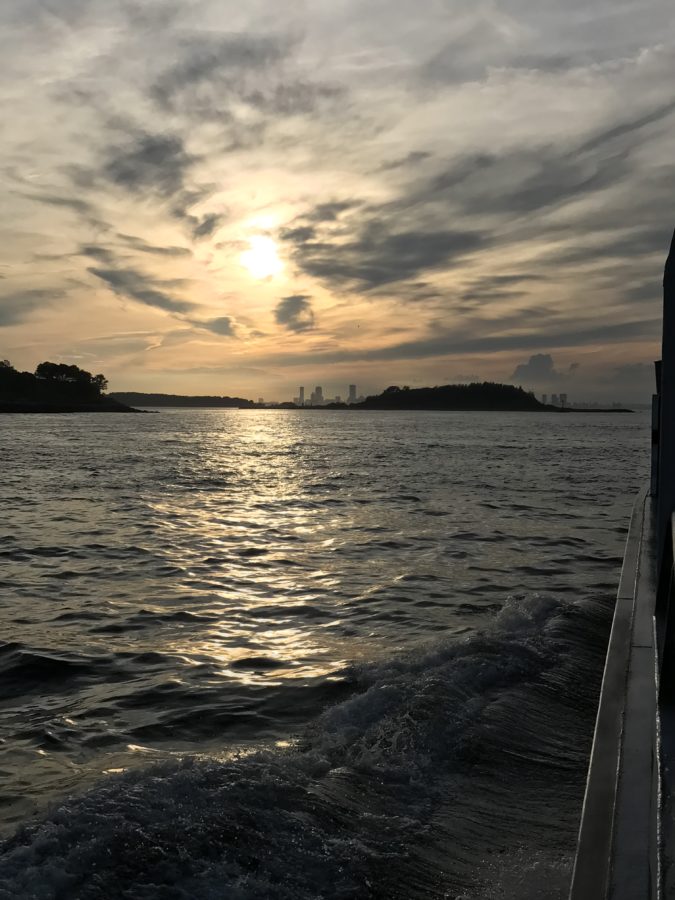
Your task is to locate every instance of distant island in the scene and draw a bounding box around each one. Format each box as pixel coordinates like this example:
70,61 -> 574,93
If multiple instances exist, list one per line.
109,392 -> 255,408
348,382 -> 546,411
0,361 -> 136,413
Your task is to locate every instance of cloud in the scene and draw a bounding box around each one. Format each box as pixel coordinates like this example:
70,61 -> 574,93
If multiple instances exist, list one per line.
378,151 -> 432,172
577,97 -> 675,154
511,354 -> 581,385
150,33 -> 294,113
258,319 -> 658,367
149,31 -> 343,131
282,213 -> 485,291
197,316 -> 236,336
188,212 -> 226,240
511,354 -> 563,384
88,266 -> 194,314
459,273 -> 543,306
102,132 -> 194,200
274,295 -> 315,332
0,289 -> 60,327
117,234 -> 191,257
80,245 -> 115,264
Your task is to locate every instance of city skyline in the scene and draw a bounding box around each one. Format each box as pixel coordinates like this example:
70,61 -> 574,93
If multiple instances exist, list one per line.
292,383 -> 364,406
1,1 -> 673,404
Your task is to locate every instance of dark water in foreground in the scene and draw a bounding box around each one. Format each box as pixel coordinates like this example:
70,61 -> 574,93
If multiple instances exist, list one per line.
0,410 -> 649,898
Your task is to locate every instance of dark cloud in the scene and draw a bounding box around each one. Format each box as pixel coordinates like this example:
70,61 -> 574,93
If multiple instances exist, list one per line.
450,148 -> 628,217
88,266 -> 194,314
306,202 -> 356,223
149,31 -> 342,129
241,81 -> 343,116
0,289 -> 61,326
275,295 -> 315,332
279,225 -> 316,244
459,273 -> 544,305
103,132 -> 193,199
197,316 -> 236,336
577,98 -> 675,154
188,212 -> 226,240
117,234 -> 191,257
283,218 -> 485,291
97,131 -> 226,240
80,245 -> 115,264
151,34 -> 293,112
545,224 -> 672,268
378,151 -> 433,172
35,194 -> 94,216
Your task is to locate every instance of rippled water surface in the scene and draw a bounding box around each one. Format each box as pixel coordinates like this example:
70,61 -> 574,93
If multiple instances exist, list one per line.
0,409 -> 649,898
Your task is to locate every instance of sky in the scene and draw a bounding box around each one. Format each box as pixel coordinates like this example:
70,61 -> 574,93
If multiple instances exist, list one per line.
1,0 -> 674,403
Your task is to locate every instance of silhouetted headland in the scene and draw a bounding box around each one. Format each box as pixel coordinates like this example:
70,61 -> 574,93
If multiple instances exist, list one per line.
0,361 -> 137,413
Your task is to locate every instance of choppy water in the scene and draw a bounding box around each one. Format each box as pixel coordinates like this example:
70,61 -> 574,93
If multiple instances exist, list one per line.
0,409 -> 649,898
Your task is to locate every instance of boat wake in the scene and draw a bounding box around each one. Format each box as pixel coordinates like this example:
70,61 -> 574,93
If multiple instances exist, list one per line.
0,593 -> 611,899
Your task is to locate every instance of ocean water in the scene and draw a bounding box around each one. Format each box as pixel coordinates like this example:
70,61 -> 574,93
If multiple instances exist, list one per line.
0,409 -> 649,898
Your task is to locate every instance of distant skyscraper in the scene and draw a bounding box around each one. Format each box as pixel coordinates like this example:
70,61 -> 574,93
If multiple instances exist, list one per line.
542,394 -> 548,405
299,386 -> 305,406
560,393 -> 568,409
314,386 -> 323,403
348,384 -> 357,403
551,393 -> 559,406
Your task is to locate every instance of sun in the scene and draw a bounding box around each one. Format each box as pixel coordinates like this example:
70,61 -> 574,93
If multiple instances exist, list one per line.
240,235 -> 284,279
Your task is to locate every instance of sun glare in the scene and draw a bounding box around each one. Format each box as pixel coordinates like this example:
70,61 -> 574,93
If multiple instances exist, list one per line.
240,235 -> 284,279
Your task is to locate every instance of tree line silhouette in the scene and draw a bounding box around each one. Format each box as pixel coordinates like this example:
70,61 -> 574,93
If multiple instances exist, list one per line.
0,360 -> 133,412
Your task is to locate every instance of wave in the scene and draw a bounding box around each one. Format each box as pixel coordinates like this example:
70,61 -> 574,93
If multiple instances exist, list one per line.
0,594 -> 611,899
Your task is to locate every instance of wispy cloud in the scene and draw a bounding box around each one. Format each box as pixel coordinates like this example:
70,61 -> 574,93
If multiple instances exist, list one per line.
0,289 -> 63,327
88,266 -> 194,314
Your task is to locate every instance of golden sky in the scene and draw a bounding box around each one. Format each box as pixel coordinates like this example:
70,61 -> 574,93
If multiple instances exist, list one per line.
1,0 -> 674,401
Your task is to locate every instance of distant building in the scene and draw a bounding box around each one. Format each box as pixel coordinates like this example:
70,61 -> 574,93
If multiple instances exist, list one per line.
551,393 -> 559,406
310,386 -> 324,406
348,384 -> 357,403
258,397 -> 264,405
335,395 -> 341,403
299,386 -> 305,406
542,394 -> 548,405
560,393 -> 568,409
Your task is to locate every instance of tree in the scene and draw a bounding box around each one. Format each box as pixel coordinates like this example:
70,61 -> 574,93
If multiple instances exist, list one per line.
92,374 -> 108,393
35,362 -> 107,394
0,360 -> 11,368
